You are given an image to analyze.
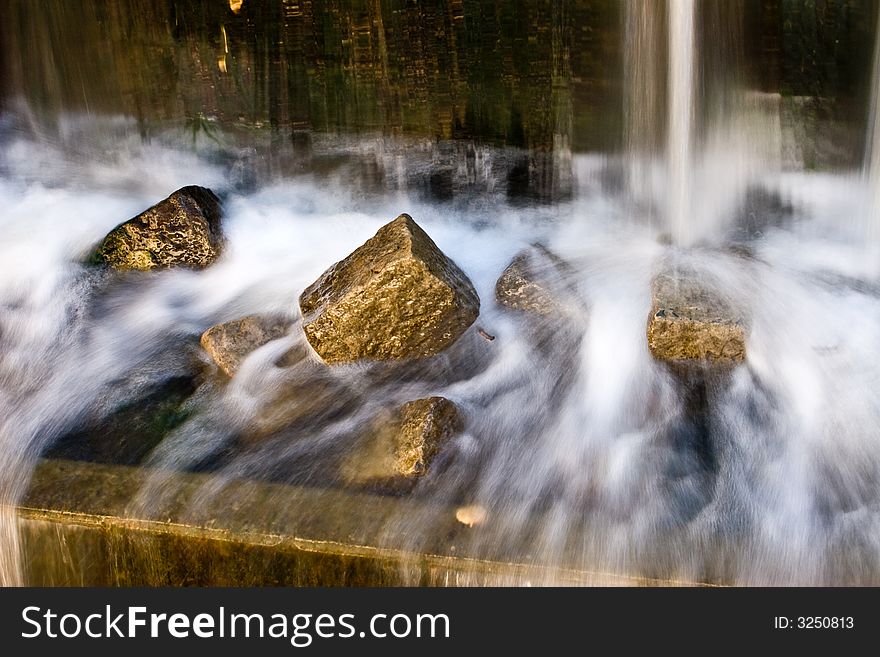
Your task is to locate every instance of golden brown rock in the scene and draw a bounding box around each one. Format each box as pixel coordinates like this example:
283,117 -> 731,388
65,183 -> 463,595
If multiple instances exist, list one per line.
342,396 -> 463,487
393,397 -> 462,477
95,186 -> 223,270
299,214 -> 480,364
647,270 -> 747,364
200,314 -> 291,377
495,243 -> 575,315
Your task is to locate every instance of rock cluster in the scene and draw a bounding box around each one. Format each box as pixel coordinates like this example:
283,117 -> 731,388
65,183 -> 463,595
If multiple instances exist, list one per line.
190,214 -> 475,485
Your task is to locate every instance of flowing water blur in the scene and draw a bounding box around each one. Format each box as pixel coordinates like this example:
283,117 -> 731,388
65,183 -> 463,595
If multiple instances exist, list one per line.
622,0 -> 664,218
1,1 -> 880,585
864,2 -> 880,274
623,0 -> 781,245
665,0 -> 695,244
2,118 -> 880,584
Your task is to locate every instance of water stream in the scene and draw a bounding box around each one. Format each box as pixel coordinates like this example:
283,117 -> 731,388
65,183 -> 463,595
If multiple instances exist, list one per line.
665,0 -> 696,244
864,2 -> 880,274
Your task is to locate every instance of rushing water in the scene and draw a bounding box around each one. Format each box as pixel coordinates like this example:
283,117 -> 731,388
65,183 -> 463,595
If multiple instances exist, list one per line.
621,0 -> 664,218
622,0 -> 782,246
665,0 -> 695,244
1,113 -> 880,585
2,1 -> 880,586
864,3 -> 880,274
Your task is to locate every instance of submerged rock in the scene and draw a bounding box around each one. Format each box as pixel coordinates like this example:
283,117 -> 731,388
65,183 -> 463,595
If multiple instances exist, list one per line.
299,214 -> 480,364
94,185 -> 223,270
236,344 -> 360,443
342,396 -> 463,488
46,374 -> 198,466
647,270 -> 747,364
495,243 -> 575,315
200,314 -> 291,377
248,375 -> 358,442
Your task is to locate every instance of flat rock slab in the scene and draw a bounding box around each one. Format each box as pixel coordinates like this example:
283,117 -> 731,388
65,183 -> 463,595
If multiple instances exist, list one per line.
95,185 -> 223,270
299,214 -> 480,364
342,396 -> 463,488
647,270 -> 747,364
200,313 -> 292,377
495,243 -> 576,315
19,459 -> 689,586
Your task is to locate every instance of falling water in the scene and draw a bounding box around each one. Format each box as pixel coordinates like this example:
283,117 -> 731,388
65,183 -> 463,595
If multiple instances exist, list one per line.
1,3 -> 880,587
623,1 -> 780,245
863,6 -> 880,273
622,0 -> 665,216
665,0 -> 696,244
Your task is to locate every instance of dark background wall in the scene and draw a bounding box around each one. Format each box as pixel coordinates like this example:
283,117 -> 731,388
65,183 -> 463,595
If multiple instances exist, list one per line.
0,0 -> 876,158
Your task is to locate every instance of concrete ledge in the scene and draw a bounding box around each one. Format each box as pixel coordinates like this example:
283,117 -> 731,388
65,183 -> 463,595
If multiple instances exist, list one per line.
15,459 -> 699,586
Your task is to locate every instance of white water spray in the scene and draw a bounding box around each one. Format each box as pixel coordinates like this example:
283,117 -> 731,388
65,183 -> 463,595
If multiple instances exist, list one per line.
0,121 -> 878,584
666,0 -> 696,244
863,7 -> 880,273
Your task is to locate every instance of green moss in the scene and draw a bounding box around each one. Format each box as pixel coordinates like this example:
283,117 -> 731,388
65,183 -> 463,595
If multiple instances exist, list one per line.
85,246 -> 107,267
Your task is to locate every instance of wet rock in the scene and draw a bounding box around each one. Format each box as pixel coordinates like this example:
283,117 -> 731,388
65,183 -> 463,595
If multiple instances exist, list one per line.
242,347 -> 360,443
200,313 -> 291,377
248,377 -> 357,443
94,186 -> 223,270
299,214 -> 480,364
46,375 -> 198,466
495,243 -> 575,315
390,397 -> 463,477
647,270 -> 747,364
342,397 -> 463,488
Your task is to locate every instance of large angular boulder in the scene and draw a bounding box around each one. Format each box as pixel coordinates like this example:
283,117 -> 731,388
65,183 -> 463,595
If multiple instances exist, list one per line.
342,396 -> 463,487
299,214 -> 480,364
200,314 -> 291,377
94,185 -> 223,270
495,243 -> 576,315
647,270 -> 747,364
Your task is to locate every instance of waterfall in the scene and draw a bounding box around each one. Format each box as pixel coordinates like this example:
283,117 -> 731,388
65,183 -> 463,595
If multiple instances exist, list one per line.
623,0 -> 778,246
622,0 -> 665,217
864,6 -> 880,272
665,0 -> 696,245
0,0 -> 877,587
